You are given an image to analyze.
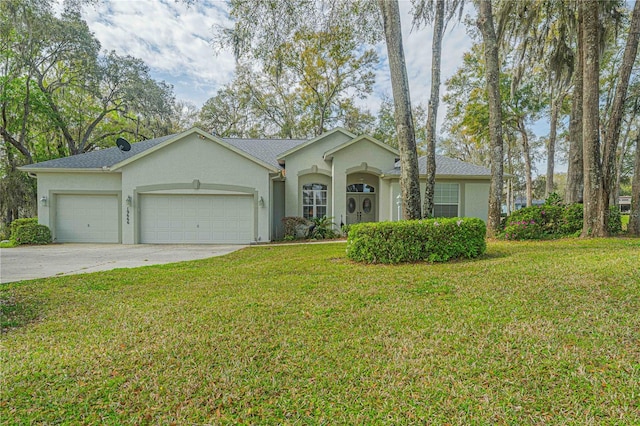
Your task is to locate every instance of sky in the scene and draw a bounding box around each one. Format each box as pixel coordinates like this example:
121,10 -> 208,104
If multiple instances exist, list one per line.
76,0 -> 475,124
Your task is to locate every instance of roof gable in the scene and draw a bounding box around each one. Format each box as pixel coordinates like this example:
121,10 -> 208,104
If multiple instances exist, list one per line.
323,134 -> 399,160
110,128 -> 280,172
276,127 -> 356,160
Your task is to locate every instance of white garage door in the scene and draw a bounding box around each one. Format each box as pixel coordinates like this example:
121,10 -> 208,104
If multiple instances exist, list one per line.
55,194 -> 120,243
140,194 -> 254,244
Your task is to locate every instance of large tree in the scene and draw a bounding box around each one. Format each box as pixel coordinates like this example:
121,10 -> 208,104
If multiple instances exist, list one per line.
412,0 -> 465,217
629,133 -> 640,236
378,0 -> 422,220
0,0 -> 176,225
476,0 -> 503,236
600,0 -> 640,233
581,0 -> 603,236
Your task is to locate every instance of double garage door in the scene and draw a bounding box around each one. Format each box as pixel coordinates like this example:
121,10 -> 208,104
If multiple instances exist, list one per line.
140,194 -> 254,244
54,194 -> 254,244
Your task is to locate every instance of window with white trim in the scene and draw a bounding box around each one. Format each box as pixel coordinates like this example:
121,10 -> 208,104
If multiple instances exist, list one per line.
433,183 -> 459,217
302,183 -> 327,219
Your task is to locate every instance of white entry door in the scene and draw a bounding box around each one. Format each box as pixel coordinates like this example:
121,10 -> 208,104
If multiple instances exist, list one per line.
140,194 -> 254,244
346,194 -> 376,224
55,194 -> 119,243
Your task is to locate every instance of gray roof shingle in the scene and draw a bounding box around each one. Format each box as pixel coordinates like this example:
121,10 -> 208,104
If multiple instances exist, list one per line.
21,133 -> 309,171
385,155 -> 491,177
22,134 -> 175,170
222,138 -> 307,169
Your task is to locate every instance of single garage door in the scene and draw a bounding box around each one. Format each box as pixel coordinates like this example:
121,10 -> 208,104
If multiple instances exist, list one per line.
55,194 -> 120,243
140,194 -> 254,244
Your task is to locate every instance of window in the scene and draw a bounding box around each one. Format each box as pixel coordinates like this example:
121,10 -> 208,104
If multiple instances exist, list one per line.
302,183 -> 327,219
346,183 -> 375,193
433,183 -> 459,217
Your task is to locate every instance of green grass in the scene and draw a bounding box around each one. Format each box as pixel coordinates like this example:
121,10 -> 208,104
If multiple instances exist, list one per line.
2,239 -> 640,424
0,241 -> 15,248
622,214 -> 630,231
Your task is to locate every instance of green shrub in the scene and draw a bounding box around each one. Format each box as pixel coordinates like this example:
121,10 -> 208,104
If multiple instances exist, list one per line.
561,203 -> 583,235
281,217 -> 310,240
308,216 -> 338,240
607,206 -> 622,235
503,203 -> 622,239
503,207 -> 544,240
11,223 -> 52,245
346,217 -> 486,264
0,222 -> 10,241
9,217 -> 38,237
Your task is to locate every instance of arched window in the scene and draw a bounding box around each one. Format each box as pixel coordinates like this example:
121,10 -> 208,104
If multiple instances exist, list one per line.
302,183 -> 327,219
346,183 -> 375,193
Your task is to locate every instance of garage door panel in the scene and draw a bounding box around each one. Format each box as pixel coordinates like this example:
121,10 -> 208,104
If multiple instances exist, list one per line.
140,194 -> 254,244
56,195 -> 119,243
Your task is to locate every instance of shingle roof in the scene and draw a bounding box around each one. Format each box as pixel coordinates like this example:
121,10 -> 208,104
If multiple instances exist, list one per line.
22,134 -> 175,170
385,155 -> 491,177
20,132 -> 309,171
222,138 -> 307,169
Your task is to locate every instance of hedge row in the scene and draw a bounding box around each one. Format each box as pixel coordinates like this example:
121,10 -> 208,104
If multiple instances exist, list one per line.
10,218 -> 52,245
503,204 -> 622,240
346,217 -> 486,264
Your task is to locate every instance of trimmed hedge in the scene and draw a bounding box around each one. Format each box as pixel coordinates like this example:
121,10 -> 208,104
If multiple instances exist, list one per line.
346,217 -> 486,264
10,218 -> 52,245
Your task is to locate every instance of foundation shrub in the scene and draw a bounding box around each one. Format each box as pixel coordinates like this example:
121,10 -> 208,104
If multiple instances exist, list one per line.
346,217 -> 486,264
11,221 -> 51,245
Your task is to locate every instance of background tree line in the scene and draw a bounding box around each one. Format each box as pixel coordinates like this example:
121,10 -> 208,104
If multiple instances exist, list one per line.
2,0 -> 639,238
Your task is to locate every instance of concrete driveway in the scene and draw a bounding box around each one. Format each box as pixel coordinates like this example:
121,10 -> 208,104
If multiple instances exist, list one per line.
0,244 -> 246,284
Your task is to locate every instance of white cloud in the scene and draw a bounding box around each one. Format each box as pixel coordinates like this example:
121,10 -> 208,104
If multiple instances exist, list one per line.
78,0 -> 474,120
81,0 -> 236,106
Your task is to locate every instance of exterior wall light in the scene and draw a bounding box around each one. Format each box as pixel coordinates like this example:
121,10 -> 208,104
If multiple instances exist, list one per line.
258,196 -> 265,208
40,195 -> 48,207
126,195 -> 133,207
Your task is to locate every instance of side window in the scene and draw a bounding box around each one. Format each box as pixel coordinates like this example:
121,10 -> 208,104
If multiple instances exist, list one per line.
302,183 -> 327,219
433,183 -> 459,217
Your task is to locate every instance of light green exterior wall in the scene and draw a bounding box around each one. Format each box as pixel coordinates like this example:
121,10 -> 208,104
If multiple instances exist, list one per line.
35,172 -> 122,241
281,131 -> 398,224
120,133 -> 271,244
387,179 -> 490,222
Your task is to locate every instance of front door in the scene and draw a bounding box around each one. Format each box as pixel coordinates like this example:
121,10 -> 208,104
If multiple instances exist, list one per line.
346,194 -> 376,224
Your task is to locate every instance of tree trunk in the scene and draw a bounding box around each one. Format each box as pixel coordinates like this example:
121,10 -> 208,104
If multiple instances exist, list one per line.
601,0 -> 640,229
378,0 -> 422,219
423,0 -> 444,218
566,9 -> 584,205
613,124 -> 632,206
518,118 -> 533,207
477,0 -> 504,236
581,0 -> 605,237
546,92 -> 565,198
629,134 -> 640,236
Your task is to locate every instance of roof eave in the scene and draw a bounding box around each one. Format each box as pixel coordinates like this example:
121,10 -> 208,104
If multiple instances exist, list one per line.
17,167 -> 115,174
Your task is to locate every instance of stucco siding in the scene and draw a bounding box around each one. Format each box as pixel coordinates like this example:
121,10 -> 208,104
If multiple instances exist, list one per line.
120,133 -> 271,243
463,182 -> 490,221
36,172 -> 122,231
282,132 -> 351,217
387,179 -> 490,222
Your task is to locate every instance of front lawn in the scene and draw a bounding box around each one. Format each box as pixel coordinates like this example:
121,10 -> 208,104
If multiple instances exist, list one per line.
2,239 -> 639,424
